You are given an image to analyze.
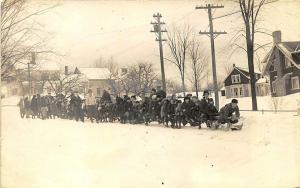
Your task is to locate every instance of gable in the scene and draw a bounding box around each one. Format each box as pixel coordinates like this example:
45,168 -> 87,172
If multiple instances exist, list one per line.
224,68 -> 250,86
263,43 -> 300,75
276,43 -> 300,69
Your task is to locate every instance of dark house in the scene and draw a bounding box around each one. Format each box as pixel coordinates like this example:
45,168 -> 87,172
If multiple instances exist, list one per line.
262,31 -> 300,97
224,64 -> 265,98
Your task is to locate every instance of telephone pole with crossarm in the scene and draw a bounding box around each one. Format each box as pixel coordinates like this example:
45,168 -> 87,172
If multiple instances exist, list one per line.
195,4 -> 227,110
151,13 -> 167,92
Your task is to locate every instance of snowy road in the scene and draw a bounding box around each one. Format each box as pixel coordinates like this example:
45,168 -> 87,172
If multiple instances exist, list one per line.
1,106 -> 300,188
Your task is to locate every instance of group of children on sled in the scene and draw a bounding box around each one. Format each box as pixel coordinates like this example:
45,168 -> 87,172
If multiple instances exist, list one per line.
18,88 -> 241,131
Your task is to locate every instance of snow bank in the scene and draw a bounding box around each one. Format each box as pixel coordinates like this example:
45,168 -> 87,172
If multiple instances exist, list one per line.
1,106 -> 300,188
220,92 -> 300,111
175,91 -> 300,111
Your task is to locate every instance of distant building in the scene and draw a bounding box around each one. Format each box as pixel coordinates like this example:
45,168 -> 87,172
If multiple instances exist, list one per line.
2,61 -> 60,97
74,67 -> 112,97
224,64 -> 267,98
262,31 -> 300,97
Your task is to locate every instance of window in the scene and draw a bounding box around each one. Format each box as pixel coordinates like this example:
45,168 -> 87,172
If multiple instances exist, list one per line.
239,87 -> 243,96
285,57 -> 292,68
291,77 -> 299,89
231,74 -> 241,84
234,88 -> 238,97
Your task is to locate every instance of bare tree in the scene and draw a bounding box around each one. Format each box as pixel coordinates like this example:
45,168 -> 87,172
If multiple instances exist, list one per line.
45,72 -> 86,95
165,25 -> 192,96
228,0 -> 278,110
121,62 -> 157,96
1,0 -> 59,80
188,38 -> 208,98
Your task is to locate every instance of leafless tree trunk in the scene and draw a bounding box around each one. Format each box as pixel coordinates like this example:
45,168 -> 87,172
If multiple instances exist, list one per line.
188,38 -> 208,98
229,0 -> 278,110
165,25 -> 192,96
1,0 -> 59,80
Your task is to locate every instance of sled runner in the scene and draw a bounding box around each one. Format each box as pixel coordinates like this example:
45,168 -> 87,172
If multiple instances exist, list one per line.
230,122 -> 243,131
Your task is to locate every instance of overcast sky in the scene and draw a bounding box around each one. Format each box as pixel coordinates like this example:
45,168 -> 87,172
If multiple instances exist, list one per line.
31,0 -> 300,83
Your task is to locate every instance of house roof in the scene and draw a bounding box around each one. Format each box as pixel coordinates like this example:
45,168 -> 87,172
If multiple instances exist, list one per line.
77,67 -> 111,80
223,66 -> 261,83
235,66 -> 262,75
262,41 -> 300,74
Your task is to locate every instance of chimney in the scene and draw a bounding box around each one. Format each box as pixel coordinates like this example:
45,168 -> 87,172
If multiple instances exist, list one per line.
233,63 -> 236,68
65,66 -> 68,75
272,30 -> 281,43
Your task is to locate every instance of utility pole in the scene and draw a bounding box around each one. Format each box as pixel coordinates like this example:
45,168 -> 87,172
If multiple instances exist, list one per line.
151,13 -> 167,92
28,52 -> 36,99
195,4 -> 226,110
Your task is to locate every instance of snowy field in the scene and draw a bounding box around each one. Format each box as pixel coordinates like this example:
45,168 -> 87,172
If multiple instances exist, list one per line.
1,97 -> 300,188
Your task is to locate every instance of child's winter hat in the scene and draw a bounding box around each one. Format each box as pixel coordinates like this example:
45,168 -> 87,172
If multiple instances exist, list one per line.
203,90 -> 209,96
231,99 -> 238,104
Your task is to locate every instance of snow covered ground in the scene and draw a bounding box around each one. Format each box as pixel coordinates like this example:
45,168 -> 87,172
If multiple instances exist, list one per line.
177,92 -> 300,111
1,97 -> 300,188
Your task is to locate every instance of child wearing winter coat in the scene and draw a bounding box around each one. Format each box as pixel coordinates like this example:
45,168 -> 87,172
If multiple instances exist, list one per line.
175,100 -> 183,129
218,99 -> 240,130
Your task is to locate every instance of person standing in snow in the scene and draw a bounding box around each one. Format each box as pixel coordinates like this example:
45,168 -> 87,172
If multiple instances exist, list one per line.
160,98 -> 169,127
199,90 -> 211,123
141,97 -> 151,125
36,94 -> 42,118
24,96 -> 31,118
45,93 -> 53,119
102,90 -> 111,103
18,97 -> 25,118
40,96 -> 48,120
74,93 -> 83,122
218,99 -> 240,130
30,95 -> 38,119
86,89 -> 96,123
175,100 -> 183,129
167,97 -> 177,128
